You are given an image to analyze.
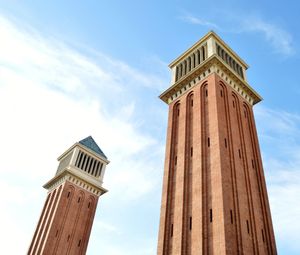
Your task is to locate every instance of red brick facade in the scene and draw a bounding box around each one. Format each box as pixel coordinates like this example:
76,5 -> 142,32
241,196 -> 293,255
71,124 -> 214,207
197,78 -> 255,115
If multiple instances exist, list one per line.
28,180 -> 98,255
157,73 -> 277,255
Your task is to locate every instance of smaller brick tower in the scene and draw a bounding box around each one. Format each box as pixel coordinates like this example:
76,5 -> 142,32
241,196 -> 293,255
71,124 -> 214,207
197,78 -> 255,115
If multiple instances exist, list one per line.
28,136 -> 109,255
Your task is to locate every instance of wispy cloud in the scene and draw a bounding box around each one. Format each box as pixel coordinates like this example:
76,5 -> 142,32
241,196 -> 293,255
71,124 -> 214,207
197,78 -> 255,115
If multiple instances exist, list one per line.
179,14 -> 218,29
0,15 -> 166,254
241,16 -> 294,56
179,12 -> 294,57
255,105 -> 300,253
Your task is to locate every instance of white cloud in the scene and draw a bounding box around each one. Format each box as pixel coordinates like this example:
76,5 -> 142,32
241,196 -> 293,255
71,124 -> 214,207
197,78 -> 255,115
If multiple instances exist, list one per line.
94,220 -> 121,235
255,105 -> 300,253
241,16 -> 294,56
180,14 -> 218,29
0,15 -> 166,254
179,12 -> 294,57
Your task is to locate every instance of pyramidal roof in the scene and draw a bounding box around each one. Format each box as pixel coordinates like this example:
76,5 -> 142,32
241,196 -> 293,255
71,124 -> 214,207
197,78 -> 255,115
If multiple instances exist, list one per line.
79,136 -> 107,159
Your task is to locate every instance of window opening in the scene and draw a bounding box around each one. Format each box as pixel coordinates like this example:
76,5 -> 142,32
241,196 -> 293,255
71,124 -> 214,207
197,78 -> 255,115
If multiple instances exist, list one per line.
171,224 -> 173,237
238,149 -> 241,158
230,210 -> 233,224
247,220 -> 250,234
190,147 -> 193,157
67,192 -> 70,198
210,209 -> 212,222
225,138 -> 227,148
208,137 -> 210,147
78,197 -> 81,203
202,46 -> 206,60
189,217 -> 192,230
78,239 -> 81,247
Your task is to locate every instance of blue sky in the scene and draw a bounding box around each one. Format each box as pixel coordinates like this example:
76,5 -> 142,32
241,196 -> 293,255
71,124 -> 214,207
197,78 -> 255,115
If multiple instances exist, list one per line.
0,1 -> 299,254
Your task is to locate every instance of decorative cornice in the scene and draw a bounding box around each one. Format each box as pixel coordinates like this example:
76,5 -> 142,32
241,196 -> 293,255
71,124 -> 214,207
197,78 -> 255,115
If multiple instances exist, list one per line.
160,54 -> 262,105
43,168 -> 107,197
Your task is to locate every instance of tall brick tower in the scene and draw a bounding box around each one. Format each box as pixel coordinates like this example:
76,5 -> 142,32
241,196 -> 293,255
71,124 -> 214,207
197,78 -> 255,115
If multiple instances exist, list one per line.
28,136 -> 109,255
157,31 -> 277,255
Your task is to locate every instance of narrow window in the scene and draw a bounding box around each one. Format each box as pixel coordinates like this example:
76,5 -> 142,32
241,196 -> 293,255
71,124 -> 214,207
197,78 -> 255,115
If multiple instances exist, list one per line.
230,210 -> 233,224
75,151 -> 83,167
208,137 -> 210,147
177,108 -> 180,116
190,147 -> 193,157
238,149 -> 241,158
78,197 -> 81,203
202,46 -> 206,60
174,156 -> 177,166
88,202 -> 91,208
189,217 -> 192,230
55,230 -> 59,237
247,220 -> 250,234
225,138 -> 227,148
220,90 -> 223,97
205,89 -> 208,97
191,99 -> 193,107
91,160 -> 97,176
85,156 -> 91,172
78,239 -> 81,247
251,159 -> 255,168
67,191 -> 70,198
193,54 -> 195,67
87,158 -> 94,174
95,162 -> 100,177
171,224 -> 173,237
262,229 -> 265,243
210,209 -> 213,222
175,66 -> 179,81
98,163 -> 103,177
67,235 -> 70,242
80,154 -> 86,169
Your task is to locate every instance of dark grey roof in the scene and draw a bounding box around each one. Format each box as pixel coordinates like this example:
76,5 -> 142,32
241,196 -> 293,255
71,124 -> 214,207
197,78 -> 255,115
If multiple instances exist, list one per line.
79,136 -> 107,159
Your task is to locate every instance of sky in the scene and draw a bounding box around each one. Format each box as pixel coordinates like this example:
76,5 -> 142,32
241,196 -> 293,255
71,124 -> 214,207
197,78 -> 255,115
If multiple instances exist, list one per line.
0,1 -> 299,254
